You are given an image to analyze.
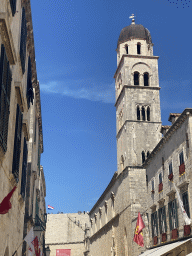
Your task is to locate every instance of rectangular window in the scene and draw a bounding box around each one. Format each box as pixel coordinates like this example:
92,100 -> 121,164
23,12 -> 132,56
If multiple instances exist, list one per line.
20,137 -> 28,198
151,211 -> 158,237
0,45 -> 12,153
183,192 -> 190,218
168,199 -> 178,230
26,57 -> 34,107
169,162 -> 173,175
12,104 -> 23,182
179,151 -> 184,165
20,7 -> 27,74
159,173 -> 162,184
158,206 -> 167,234
151,179 -> 154,192
9,0 -> 17,16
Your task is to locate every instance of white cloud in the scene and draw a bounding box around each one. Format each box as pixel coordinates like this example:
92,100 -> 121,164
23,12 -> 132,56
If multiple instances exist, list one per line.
40,79 -> 115,104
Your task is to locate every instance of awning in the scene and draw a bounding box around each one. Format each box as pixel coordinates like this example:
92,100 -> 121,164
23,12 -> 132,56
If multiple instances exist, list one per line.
139,238 -> 192,256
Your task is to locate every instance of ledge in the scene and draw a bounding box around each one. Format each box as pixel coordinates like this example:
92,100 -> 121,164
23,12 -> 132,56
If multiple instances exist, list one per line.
15,82 -> 26,112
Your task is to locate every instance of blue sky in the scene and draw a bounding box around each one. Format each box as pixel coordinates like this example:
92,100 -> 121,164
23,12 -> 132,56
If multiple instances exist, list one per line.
31,0 -> 192,213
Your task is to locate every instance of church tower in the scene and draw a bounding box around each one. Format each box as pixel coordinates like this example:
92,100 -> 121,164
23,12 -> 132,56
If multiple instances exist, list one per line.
114,17 -> 162,173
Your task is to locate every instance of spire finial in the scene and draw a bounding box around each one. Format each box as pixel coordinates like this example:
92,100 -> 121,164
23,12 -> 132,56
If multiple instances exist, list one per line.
129,14 -> 135,24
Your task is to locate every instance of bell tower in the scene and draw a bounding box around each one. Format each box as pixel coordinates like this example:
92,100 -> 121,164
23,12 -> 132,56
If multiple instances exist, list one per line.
114,16 -> 162,173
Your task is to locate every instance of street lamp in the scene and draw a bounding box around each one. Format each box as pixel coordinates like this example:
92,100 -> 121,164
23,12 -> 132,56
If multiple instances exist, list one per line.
33,225 -> 42,241
45,246 -> 51,256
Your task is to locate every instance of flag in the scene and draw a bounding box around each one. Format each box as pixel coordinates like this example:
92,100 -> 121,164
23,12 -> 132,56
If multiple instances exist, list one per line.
133,212 -> 145,247
48,205 -> 54,210
173,182 -> 191,225
32,236 -> 41,256
24,227 -> 35,254
0,186 -> 17,214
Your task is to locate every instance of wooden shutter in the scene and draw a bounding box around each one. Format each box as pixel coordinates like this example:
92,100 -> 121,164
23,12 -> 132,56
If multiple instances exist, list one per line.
174,199 -> 178,228
20,7 -> 27,74
20,137 -> 28,198
35,194 -> 39,216
9,0 -> 17,16
0,44 -> 12,153
163,206 -> 167,232
158,208 -> 162,234
12,104 -> 23,182
168,202 -> 172,230
151,214 -> 154,237
26,57 -> 34,108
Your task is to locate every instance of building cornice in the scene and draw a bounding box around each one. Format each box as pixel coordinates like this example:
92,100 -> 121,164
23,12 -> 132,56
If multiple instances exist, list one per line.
23,0 -> 44,153
114,54 -> 159,79
143,108 -> 192,167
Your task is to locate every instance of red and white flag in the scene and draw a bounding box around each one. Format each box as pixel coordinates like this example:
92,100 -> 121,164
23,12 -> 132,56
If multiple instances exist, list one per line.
24,227 -> 35,254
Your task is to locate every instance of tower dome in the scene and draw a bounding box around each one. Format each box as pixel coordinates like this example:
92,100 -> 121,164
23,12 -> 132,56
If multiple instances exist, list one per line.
117,24 -> 152,46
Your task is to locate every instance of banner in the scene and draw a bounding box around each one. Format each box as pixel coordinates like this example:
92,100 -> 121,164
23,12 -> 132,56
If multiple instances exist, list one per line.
56,249 -> 71,256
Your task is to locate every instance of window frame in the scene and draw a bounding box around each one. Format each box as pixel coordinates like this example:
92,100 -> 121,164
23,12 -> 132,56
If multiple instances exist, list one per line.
168,199 -> 178,230
158,206 -> 167,234
151,211 -> 158,237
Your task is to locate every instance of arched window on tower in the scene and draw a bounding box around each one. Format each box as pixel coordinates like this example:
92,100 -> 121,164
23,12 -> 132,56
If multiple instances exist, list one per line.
142,151 -> 145,164
147,106 -> 150,121
142,106 -> 145,121
144,72 -> 149,86
134,72 -> 139,85
137,106 -> 140,120
125,44 -> 128,54
147,151 -> 150,158
137,43 -> 141,54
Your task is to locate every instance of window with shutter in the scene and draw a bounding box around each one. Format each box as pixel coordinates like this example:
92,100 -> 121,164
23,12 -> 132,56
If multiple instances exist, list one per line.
37,141 -> 41,175
20,137 -> 28,198
20,7 -> 27,74
183,192 -> 190,218
12,104 -> 23,182
9,0 -> 17,16
151,211 -> 158,237
0,45 -> 12,153
158,206 -> 167,234
168,199 -> 178,230
35,194 -> 39,216
26,57 -> 34,108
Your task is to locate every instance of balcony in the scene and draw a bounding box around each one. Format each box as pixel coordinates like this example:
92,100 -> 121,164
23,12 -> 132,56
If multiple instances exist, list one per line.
158,182 -> 163,193
179,163 -> 185,176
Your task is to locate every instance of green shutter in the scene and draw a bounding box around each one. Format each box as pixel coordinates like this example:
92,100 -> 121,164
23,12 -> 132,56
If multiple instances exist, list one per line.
175,199 -> 178,228
168,202 -> 172,231
20,138 -> 28,198
158,208 -> 162,234
12,104 -> 23,182
20,7 -> 27,74
155,211 -> 158,236
35,194 -> 39,216
151,214 -> 154,237
163,206 -> 167,233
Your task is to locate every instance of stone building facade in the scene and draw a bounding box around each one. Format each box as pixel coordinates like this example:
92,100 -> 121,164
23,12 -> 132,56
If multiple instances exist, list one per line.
86,18 -> 192,256
45,212 -> 89,256
0,0 -> 46,255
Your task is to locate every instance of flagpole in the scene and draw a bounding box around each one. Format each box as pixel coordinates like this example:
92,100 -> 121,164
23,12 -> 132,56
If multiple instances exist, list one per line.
12,239 -> 25,256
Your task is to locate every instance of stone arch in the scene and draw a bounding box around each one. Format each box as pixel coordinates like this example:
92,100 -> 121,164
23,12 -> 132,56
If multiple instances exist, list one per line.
132,62 -> 150,69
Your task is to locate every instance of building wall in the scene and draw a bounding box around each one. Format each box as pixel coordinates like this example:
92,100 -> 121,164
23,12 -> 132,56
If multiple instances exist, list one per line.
145,110 -> 192,248
46,213 -> 89,256
0,0 -> 45,255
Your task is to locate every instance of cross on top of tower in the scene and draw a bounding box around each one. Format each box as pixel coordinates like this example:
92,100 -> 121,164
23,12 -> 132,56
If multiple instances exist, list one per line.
129,14 -> 135,24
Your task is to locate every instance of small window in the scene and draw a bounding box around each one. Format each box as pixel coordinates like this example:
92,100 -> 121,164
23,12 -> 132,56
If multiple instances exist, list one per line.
125,45 -> 128,54
142,151 -> 145,164
137,106 -> 140,120
144,72 -> 149,86
146,175 -> 148,186
142,106 -> 145,121
134,72 -> 139,85
159,173 -> 162,184
10,0 -> 17,16
137,43 -> 141,54
147,151 -> 150,158
151,179 -> 154,191
147,107 -> 150,121
179,151 -> 184,165
169,162 -> 173,175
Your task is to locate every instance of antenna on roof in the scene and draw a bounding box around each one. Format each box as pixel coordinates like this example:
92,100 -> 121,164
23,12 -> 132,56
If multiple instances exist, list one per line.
129,14 -> 135,24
